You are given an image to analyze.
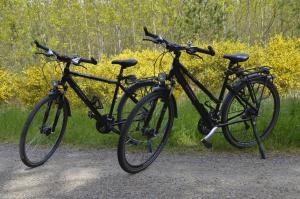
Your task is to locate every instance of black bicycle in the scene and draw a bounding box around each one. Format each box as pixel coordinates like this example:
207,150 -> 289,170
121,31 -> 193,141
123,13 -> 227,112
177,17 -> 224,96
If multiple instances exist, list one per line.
117,27 -> 280,173
19,41 -> 156,167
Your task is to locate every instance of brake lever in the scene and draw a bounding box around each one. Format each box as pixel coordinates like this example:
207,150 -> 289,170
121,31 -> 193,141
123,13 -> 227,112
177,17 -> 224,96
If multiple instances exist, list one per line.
191,53 -> 203,60
74,63 -> 87,69
79,64 -> 87,69
143,38 -> 159,44
71,57 -> 86,69
143,38 -> 154,42
186,49 -> 203,60
35,52 -> 53,57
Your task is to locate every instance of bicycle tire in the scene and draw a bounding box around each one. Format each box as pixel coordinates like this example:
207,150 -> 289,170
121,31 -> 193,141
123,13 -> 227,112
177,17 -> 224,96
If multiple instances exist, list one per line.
118,90 -> 174,173
221,77 -> 280,148
19,95 -> 68,167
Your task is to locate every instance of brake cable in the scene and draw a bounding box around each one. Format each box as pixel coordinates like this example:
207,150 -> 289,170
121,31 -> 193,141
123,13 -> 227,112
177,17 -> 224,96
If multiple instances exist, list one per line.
153,51 -> 167,76
41,60 -> 56,88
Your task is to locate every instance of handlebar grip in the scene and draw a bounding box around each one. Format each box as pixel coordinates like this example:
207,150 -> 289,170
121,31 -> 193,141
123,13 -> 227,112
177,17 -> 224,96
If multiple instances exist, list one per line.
143,26 -> 158,38
80,57 -> 97,65
208,46 -> 215,56
34,40 -> 49,51
194,46 -> 215,56
90,57 -> 97,65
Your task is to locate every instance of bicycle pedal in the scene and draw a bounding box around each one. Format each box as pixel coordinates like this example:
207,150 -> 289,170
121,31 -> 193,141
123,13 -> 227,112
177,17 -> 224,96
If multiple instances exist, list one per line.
201,139 -> 212,149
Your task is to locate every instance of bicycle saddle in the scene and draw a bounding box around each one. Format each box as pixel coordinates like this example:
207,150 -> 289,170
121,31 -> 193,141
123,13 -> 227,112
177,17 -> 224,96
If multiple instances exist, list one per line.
223,53 -> 249,63
111,59 -> 138,68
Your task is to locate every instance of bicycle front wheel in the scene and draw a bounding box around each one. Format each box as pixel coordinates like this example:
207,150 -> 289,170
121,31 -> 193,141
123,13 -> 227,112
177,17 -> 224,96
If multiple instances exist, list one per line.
118,91 -> 174,173
19,95 -> 68,167
221,77 -> 280,148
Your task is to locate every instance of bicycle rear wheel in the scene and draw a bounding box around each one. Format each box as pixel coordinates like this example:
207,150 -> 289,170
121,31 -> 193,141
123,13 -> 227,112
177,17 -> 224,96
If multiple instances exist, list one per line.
118,91 -> 174,173
19,95 -> 68,167
221,77 -> 280,148
117,81 -> 156,131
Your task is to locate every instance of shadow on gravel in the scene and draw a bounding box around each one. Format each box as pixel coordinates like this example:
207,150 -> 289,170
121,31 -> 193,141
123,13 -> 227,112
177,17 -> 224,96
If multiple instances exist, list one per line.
1,144 -> 300,199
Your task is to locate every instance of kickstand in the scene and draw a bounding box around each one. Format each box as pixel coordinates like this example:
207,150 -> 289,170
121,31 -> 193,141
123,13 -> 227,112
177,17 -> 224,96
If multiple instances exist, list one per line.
250,117 -> 266,159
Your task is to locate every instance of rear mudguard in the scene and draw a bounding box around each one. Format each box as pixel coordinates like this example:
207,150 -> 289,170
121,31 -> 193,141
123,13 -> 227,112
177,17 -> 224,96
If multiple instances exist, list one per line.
153,86 -> 178,118
49,90 -> 71,117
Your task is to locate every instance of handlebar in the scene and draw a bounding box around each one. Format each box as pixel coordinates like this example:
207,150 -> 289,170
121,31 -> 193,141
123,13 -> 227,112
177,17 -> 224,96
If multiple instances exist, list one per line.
189,46 -> 215,56
34,40 -> 49,51
79,57 -> 97,65
143,27 -> 215,56
34,40 -> 98,65
144,27 -> 159,39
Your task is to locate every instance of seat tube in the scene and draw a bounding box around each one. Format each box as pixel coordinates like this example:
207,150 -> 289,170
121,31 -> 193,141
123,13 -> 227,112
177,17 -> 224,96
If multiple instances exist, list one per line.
216,75 -> 229,111
108,67 -> 123,118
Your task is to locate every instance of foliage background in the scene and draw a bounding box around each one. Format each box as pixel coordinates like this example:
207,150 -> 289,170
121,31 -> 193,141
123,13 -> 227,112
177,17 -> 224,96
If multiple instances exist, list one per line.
1,1 -> 299,104
0,0 -> 299,150
0,0 -> 299,69
0,35 -> 299,106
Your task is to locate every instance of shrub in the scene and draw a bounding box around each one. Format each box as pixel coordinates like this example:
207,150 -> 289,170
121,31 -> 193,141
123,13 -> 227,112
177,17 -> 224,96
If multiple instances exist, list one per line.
1,35 -> 299,106
0,68 -> 15,103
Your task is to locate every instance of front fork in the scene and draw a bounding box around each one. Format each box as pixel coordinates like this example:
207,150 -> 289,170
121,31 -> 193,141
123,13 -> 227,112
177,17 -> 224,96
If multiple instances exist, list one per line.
140,77 -> 172,153
41,80 -> 68,135
142,73 -> 173,138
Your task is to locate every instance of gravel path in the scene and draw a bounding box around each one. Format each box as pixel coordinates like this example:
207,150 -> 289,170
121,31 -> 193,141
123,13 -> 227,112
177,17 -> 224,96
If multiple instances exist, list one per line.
1,143 -> 300,199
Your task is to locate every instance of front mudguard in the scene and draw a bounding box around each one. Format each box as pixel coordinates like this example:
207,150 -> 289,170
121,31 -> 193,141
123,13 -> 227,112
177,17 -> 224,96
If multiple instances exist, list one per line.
153,86 -> 178,118
48,90 -> 71,117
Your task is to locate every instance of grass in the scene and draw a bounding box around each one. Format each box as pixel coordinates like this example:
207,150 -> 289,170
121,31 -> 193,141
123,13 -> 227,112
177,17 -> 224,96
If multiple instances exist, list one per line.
169,95 -> 300,152
0,96 -> 299,153
0,104 -> 119,148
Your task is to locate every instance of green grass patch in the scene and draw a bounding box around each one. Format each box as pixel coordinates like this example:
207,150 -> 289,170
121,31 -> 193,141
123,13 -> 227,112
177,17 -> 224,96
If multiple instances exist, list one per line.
167,95 -> 300,152
0,96 -> 299,152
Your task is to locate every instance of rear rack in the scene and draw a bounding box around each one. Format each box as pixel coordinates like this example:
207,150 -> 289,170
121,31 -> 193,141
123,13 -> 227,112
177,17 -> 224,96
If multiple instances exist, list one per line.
241,66 -> 271,76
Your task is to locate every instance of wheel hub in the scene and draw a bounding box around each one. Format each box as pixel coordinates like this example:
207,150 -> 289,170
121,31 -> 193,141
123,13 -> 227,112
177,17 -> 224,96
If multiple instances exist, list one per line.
96,120 -> 111,134
243,107 -> 258,118
143,127 -> 156,139
40,127 -> 52,136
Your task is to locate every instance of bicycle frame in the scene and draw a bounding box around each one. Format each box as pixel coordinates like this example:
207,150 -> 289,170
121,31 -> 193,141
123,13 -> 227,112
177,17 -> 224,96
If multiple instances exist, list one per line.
58,62 -> 128,126
169,51 -> 259,129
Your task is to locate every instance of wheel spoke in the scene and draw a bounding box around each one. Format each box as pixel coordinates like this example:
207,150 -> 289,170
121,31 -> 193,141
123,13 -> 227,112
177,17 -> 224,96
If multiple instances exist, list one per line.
20,96 -> 67,167
118,91 -> 173,173
227,110 -> 246,121
223,79 -> 279,148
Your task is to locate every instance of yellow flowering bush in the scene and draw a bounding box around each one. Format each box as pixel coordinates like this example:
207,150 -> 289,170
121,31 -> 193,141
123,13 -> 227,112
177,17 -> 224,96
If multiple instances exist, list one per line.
17,60 -> 119,106
262,36 -> 300,92
17,65 -> 60,105
1,35 -> 299,106
0,68 -> 15,103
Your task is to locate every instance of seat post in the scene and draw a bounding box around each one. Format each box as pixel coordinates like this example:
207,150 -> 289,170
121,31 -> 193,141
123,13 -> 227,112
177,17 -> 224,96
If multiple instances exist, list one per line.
228,61 -> 235,68
117,67 -> 124,82
228,61 -> 239,68
108,66 -> 124,118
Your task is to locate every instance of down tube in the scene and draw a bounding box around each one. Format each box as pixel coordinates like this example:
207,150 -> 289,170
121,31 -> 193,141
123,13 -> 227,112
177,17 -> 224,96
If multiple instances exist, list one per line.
65,76 -> 104,121
173,64 -> 214,128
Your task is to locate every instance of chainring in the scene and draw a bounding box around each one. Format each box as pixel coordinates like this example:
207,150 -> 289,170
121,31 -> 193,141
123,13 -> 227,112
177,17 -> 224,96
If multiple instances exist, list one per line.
96,119 -> 111,134
197,119 -> 211,135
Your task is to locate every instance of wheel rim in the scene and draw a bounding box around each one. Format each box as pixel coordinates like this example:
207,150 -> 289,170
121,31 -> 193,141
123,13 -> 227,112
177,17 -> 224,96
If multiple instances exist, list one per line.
225,81 -> 277,145
123,95 -> 170,168
24,99 -> 64,164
